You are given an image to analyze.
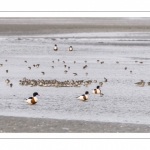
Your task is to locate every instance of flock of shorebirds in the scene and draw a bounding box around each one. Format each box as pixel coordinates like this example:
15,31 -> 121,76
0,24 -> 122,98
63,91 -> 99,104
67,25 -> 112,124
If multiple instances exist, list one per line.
0,44 -> 150,104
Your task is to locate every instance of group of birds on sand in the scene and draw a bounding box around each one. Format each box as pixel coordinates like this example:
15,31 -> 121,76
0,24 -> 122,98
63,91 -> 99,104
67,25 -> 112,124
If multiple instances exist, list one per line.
1,43 -> 150,106
25,85 -> 103,105
19,77 -> 105,87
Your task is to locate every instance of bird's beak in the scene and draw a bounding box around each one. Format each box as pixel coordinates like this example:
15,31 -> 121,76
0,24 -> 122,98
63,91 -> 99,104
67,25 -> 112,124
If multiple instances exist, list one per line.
38,94 -> 40,96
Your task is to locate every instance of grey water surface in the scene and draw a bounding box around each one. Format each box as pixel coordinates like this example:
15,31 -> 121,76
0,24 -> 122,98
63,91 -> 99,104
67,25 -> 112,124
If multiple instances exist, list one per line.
0,32 -> 150,124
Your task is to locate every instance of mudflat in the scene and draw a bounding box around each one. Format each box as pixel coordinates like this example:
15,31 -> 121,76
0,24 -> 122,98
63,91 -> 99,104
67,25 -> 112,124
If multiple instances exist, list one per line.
0,115 -> 150,133
1,18 -> 150,133
0,18 -> 150,35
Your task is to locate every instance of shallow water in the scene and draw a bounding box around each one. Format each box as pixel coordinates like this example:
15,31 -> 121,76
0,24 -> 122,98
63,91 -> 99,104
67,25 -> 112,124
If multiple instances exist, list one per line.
0,32 -> 150,124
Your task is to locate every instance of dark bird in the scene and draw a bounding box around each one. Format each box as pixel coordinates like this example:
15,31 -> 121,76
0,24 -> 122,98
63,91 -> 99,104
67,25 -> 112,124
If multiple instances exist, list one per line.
10,83 -> 13,87
41,72 -> 45,75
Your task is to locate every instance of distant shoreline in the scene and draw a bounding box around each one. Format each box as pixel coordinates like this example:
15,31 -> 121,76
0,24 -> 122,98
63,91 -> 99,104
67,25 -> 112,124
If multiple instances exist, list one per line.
0,18 -> 150,35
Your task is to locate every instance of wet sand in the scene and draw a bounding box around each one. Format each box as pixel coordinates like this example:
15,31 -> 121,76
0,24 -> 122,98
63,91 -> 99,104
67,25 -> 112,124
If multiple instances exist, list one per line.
0,18 -> 150,35
0,115 -> 150,133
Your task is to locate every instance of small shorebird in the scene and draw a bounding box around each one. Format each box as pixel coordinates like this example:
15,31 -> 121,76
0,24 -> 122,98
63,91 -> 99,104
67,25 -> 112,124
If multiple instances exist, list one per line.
92,86 -> 100,94
104,77 -> 107,82
68,66 -> 70,70
0,64 -> 3,67
68,46 -> 73,51
74,61 -> 76,64
33,64 -> 35,67
6,70 -> 8,73
85,72 -> 88,76
64,65 -> 67,68
63,61 -> 65,64
116,61 -> 119,64
94,80 -> 97,83
36,64 -> 40,68
135,61 -> 138,63
124,67 -> 127,70
73,73 -> 77,76
64,70 -> 68,74
85,60 -> 87,63
52,61 -> 54,63
139,62 -> 143,64
10,83 -> 13,87
51,66 -> 54,68
41,72 -> 45,75
134,80 -> 145,87
5,59 -> 7,62
130,71 -> 132,74
5,79 -> 10,84
101,61 -> 104,64
100,91 -> 104,97
83,65 -> 87,69
97,60 -> 99,62
77,91 -> 89,101
147,82 -> 150,86
25,92 -> 40,104
53,44 -> 58,51
58,59 -> 60,62
99,82 -> 103,87
24,60 -> 27,63
28,67 -> 31,70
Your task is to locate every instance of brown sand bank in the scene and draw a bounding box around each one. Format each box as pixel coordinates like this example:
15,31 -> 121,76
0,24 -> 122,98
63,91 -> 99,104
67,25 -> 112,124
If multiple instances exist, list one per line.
0,18 -> 150,35
0,116 -> 150,133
